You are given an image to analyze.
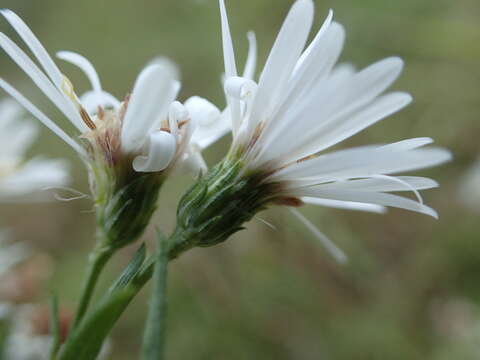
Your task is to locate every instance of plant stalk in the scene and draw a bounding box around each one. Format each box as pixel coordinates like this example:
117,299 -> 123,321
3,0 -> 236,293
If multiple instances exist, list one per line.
141,232 -> 169,360
72,234 -> 114,328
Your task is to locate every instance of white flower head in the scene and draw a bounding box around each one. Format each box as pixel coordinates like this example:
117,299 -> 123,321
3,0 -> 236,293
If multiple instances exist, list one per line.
0,10 -> 229,248
0,99 -> 70,201
218,0 -> 451,217
170,0 -> 452,262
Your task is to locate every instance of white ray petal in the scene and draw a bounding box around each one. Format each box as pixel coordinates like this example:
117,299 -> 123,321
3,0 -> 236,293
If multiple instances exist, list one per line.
121,62 -> 178,153
0,33 -> 86,131
132,131 -> 176,172
289,208 -> 347,263
246,0 -> 314,139
274,145 -> 452,182
383,137 -> 434,151
1,9 -> 63,87
253,22 -> 346,165
295,188 -> 439,218
56,51 -> 101,92
0,78 -> 85,156
301,197 -> 387,214
185,96 -> 229,149
219,0 -> 241,134
257,58 -> 406,167
293,9 -> 334,74
298,176 -> 438,192
242,31 -> 257,80
274,92 -> 412,165
287,21 -> 344,105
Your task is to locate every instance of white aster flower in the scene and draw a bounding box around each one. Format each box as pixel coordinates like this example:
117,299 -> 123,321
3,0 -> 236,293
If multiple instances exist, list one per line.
169,0 -> 451,261
0,99 -> 69,201
0,10 -> 227,248
219,0 -> 450,217
0,8 -> 185,173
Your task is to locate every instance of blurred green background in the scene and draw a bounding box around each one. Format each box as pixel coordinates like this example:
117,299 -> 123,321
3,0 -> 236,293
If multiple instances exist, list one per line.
0,0 -> 479,359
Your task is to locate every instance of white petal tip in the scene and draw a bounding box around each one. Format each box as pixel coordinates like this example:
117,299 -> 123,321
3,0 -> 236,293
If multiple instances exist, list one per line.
0,9 -> 13,17
417,204 -> 438,219
386,56 -> 405,72
294,0 -> 315,17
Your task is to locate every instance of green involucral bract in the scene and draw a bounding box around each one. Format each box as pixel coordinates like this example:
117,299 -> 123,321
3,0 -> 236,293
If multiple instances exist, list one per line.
89,151 -> 165,251
169,156 -> 280,258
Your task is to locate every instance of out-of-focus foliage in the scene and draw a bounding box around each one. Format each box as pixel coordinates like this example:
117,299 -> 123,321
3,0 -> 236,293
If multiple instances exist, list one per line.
0,0 -> 478,359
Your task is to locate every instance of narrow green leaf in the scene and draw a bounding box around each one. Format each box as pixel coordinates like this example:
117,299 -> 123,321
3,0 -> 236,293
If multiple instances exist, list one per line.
58,287 -> 136,360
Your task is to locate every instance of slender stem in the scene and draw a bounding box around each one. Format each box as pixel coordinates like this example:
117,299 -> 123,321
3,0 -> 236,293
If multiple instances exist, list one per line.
49,294 -> 61,360
59,228 -> 186,360
141,233 -> 169,360
72,237 -> 114,328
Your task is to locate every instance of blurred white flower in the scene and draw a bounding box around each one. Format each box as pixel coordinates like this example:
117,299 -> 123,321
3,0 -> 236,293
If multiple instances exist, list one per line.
0,99 -> 69,201
458,159 -> 480,213
4,304 -> 110,360
0,230 -> 30,320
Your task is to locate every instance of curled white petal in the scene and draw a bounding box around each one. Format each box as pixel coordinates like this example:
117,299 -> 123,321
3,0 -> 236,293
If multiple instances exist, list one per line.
243,31 -> 257,79
224,76 -> 258,100
219,0 -> 241,133
56,51 -> 102,92
132,131 -> 176,172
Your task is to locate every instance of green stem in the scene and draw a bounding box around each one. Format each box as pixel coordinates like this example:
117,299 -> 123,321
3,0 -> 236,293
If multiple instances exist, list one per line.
49,294 -> 61,360
141,233 -> 169,360
72,238 -> 114,328
59,228 -> 186,360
